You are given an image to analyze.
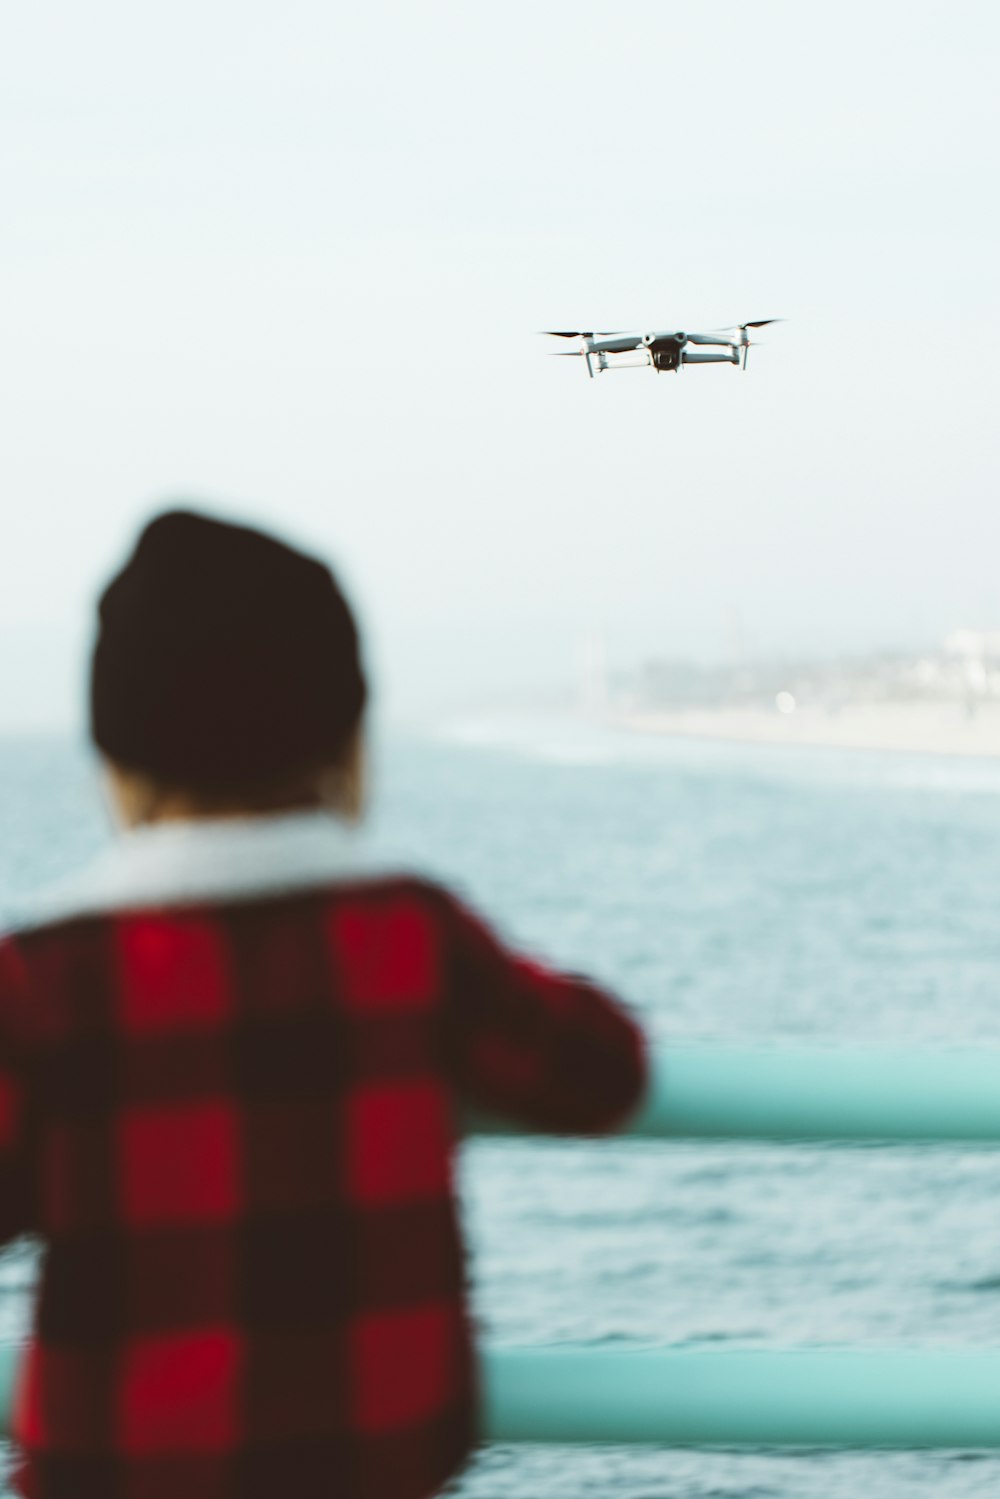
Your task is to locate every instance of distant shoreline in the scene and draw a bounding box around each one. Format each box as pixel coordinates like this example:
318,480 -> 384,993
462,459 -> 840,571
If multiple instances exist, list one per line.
615,702 -> 1000,760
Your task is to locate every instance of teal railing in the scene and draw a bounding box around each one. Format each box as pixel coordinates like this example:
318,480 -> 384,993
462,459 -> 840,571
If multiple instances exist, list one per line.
0,1343 -> 999,1450
474,1043 -> 1000,1143
471,1044 -> 1000,1448
484,1345 -> 1000,1448
3,1045 -> 1000,1452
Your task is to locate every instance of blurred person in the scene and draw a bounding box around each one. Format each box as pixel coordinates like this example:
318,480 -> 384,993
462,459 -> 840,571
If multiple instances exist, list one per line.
0,508 -> 647,1499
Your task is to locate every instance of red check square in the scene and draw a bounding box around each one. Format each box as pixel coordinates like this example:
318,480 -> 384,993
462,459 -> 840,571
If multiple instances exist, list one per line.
345,1082 -> 449,1204
120,1102 -> 240,1224
117,1327 -> 241,1454
118,917 -> 231,1034
351,1304 -> 454,1432
328,901 -> 437,1010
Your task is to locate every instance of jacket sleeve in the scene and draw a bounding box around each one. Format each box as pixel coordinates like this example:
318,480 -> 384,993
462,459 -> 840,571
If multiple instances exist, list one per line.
0,939 -> 38,1244
436,890 -> 648,1135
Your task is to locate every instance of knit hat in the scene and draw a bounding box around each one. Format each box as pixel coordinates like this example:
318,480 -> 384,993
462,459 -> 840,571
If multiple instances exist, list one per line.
91,509 -> 367,790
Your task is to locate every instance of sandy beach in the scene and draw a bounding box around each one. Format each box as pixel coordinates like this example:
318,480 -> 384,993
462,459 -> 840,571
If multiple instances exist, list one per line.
617,702 -> 1000,759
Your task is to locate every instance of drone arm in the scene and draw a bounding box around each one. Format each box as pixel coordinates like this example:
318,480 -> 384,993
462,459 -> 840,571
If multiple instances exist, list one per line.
683,332 -> 735,347
681,352 -> 740,365
589,336 -> 645,354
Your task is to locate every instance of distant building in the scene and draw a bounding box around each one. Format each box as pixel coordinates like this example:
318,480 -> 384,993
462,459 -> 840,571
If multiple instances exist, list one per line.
628,630 -> 1000,714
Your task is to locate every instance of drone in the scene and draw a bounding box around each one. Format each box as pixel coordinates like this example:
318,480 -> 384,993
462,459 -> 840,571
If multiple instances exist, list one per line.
545,320 -> 780,378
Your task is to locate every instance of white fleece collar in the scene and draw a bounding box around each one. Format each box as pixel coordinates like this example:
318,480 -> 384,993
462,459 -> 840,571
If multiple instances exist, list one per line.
19,810 -> 387,930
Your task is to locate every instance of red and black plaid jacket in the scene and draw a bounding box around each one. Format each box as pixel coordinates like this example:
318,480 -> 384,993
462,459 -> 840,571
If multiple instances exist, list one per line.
0,817 -> 646,1499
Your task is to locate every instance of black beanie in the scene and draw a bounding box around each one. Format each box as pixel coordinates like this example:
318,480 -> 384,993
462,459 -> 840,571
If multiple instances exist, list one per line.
91,509 -> 367,790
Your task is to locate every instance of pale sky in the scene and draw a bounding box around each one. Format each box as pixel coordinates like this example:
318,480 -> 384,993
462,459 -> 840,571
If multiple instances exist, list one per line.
2,1 -> 998,729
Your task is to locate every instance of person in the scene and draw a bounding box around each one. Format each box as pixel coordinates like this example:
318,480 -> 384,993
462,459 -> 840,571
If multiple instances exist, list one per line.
0,508 -> 648,1499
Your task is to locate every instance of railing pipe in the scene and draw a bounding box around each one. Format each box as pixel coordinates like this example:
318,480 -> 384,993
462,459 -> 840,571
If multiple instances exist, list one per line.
1,1343 -> 998,1449
483,1345 -> 1000,1448
472,1045 -> 1000,1143
3,1050 -> 999,1455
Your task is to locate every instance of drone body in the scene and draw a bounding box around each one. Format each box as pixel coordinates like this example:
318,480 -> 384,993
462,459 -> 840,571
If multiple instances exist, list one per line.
546,321 -> 779,378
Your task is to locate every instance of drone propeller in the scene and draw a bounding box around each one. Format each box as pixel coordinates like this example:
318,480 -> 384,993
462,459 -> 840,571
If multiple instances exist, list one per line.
740,319 -> 782,368
703,320 -> 782,368
710,318 -> 782,332
542,330 -> 630,339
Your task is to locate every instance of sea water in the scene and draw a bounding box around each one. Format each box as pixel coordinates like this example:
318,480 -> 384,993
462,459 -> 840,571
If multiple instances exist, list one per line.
2,721 -> 1000,1498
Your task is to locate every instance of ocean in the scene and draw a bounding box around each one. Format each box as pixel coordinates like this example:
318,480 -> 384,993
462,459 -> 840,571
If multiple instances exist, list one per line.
2,720 -> 1000,1498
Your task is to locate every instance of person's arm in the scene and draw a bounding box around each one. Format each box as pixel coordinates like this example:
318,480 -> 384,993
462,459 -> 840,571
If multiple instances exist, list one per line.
436,890 -> 647,1134
0,940 -> 37,1244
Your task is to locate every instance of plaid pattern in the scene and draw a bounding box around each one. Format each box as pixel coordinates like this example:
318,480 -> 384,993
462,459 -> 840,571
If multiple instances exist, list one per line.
0,877 -> 646,1499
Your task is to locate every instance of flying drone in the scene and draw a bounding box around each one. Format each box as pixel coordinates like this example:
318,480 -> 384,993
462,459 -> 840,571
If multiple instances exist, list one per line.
545,320 -> 780,378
